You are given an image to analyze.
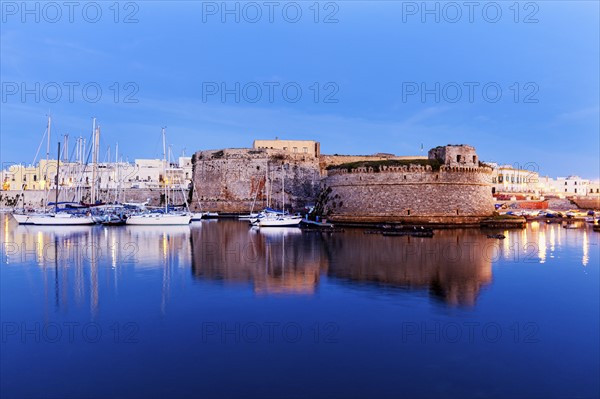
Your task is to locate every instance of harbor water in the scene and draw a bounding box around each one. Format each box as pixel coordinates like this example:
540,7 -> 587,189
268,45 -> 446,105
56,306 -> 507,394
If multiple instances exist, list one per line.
1,214 -> 598,398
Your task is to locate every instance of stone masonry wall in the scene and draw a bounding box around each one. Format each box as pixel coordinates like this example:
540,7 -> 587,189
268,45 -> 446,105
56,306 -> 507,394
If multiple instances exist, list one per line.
322,165 -> 494,224
191,148 -> 321,213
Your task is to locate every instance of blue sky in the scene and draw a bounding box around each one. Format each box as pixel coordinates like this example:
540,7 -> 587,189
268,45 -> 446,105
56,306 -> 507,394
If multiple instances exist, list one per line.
1,1 -> 598,178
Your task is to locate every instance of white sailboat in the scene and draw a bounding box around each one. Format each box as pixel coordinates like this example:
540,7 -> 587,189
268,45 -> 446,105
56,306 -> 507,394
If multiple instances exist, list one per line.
12,140 -> 95,226
258,214 -> 302,227
126,128 -> 191,226
12,212 -> 95,225
258,170 -> 302,227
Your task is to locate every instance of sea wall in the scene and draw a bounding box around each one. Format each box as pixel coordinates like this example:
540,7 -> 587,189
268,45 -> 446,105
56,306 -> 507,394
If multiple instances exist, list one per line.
321,164 -> 494,225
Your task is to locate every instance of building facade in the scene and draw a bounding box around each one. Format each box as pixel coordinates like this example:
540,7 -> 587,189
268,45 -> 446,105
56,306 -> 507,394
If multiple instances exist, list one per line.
253,139 -> 320,157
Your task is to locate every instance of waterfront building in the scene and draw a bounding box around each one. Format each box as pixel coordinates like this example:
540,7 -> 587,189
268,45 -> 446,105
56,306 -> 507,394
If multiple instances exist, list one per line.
1,158 -> 193,192
253,139 -> 321,157
489,164 -> 540,195
551,176 -> 592,196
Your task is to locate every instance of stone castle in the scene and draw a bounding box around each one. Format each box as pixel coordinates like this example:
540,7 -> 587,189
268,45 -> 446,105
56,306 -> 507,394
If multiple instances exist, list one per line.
191,140 -> 495,225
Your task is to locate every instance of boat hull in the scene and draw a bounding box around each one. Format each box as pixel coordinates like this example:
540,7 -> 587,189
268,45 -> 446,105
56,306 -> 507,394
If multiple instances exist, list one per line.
126,213 -> 192,225
258,217 -> 302,227
11,213 -> 95,225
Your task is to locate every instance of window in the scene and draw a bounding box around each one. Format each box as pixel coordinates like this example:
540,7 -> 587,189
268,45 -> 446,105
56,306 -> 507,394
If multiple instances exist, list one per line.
574,181 -> 577,185
574,188 -> 577,193
283,147 -> 288,151
293,147 -> 298,153
33,175 -> 37,181
473,156 -> 477,163
407,210 -> 411,216
457,155 -> 462,162
565,182 -> 567,185
303,147 -> 308,153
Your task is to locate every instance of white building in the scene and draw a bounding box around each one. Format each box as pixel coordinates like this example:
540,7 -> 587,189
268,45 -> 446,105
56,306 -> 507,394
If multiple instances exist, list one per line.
553,176 -> 590,196
1,158 -> 193,192
490,164 -> 540,194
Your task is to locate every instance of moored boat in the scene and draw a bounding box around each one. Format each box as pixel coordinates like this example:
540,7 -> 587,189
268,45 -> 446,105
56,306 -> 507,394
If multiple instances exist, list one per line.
12,212 -> 95,225
126,212 -> 191,225
258,215 -> 302,227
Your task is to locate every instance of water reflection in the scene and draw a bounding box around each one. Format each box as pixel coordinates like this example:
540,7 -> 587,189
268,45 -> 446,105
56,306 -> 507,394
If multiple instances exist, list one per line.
190,223 -> 494,305
1,214 -> 192,316
2,213 -> 598,313
322,229 -> 492,306
190,223 -> 324,294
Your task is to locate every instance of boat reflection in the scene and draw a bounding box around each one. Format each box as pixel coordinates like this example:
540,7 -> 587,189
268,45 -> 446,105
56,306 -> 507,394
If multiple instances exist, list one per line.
191,223 -> 323,295
1,214 -> 192,316
191,222 -> 493,305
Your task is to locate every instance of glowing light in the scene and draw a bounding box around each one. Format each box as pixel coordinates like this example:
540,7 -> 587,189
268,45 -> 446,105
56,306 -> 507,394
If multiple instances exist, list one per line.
111,236 -> 117,268
538,229 -> 547,264
503,230 -> 511,260
582,230 -> 589,267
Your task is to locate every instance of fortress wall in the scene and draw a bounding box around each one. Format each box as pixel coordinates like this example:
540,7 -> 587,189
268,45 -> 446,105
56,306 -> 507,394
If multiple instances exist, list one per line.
191,148 -> 321,213
322,167 -> 494,224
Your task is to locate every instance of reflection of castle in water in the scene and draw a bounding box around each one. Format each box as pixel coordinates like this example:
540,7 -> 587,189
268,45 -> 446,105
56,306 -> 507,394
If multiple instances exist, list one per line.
190,221 -> 493,305
323,230 -> 493,306
190,222 -> 325,294
4,213 -> 594,308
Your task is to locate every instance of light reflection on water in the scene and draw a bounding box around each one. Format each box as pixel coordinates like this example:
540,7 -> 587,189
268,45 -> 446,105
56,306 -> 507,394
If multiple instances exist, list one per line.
1,213 -> 598,398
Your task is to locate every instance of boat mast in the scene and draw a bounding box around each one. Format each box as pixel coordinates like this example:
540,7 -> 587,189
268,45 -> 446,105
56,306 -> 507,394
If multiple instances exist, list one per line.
91,118 -> 97,204
44,115 -> 51,211
55,142 -> 60,213
115,142 -> 119,203
162,127 -> 167,212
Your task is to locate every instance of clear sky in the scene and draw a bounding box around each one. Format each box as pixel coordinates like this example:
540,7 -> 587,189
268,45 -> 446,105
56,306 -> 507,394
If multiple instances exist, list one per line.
1,1 -> 598,179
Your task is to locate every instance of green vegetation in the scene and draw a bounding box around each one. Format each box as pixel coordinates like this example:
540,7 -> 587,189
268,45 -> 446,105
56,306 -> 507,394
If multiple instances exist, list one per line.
327,158 -> 441,172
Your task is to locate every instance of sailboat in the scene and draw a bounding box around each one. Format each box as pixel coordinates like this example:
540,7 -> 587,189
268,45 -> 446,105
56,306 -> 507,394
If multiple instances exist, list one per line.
257,170 -> 302,228
12,140 -> 95,226
126,128 -> 191,226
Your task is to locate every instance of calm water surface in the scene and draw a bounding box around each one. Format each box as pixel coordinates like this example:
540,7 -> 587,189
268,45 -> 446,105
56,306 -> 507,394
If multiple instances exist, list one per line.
1,214 -> 598,398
